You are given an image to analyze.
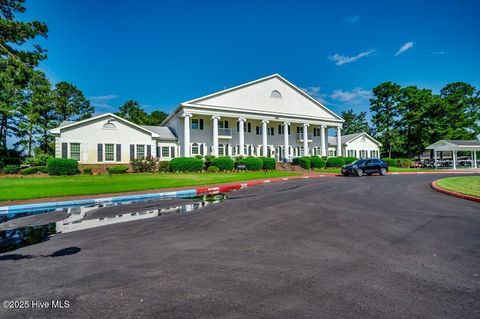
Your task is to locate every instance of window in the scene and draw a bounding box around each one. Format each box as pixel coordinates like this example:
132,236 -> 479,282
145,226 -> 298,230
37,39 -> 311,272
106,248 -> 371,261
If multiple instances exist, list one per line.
271,90 -> 282,99
218,144 -> 225,156
348,150 -> 357,158
136,144 -> 145,159
102,122 -> 116,129
218,120 -> 229,129
105,144 -> 115,161
328,149 -> 336,157
191,119 -> 199,129
268,127 -> 274,135
256,126 -> 260,135
191,143 -> 199,155
171,146 -> 176,158
313,128 -> 321,136
161,146 -> 170,158
360,150 -> 367,158
278,125 -> 284,134
70,143 -> 80,161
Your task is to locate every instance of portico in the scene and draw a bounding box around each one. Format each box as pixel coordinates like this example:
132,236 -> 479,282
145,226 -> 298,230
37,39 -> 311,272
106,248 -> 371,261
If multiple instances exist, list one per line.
426,140 -> 480,169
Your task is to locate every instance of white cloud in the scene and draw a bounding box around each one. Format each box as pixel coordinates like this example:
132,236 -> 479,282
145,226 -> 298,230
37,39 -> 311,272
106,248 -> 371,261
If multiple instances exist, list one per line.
343,15 -> 360,25
330,87 -> 371,102
433,51 -> 446,55
301,86 -> 328,104
90,94 -> 119,111
328,49 -> 375,66
395,41 -> 414,56
90,94 -> 120,101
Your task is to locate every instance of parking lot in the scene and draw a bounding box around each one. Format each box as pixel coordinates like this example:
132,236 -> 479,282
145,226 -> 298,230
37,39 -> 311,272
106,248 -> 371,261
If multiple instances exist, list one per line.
0,174 -> 479,318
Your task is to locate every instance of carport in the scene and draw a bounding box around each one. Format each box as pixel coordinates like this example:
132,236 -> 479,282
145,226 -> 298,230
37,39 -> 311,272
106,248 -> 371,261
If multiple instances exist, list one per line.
426,140 -> 480,169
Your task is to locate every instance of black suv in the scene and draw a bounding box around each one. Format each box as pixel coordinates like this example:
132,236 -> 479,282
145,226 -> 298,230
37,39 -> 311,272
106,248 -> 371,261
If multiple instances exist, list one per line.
341,159 -> 388,176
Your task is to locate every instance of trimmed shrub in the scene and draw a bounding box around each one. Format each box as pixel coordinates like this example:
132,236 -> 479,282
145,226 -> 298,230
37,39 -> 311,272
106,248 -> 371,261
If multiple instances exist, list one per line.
212,156 -> 234,171
170,157 -> 203,172
3,165 -> 21,174
397,158 -> 413,168
239,157 -> 263,170
83,167 -> 93,175
158,161 -> 170,172
107,165 -> 129,174
382,158 -> 397,167
309,156 -> 326,169
37,166 -> 48,174
46,158 -> 79,175
131,157 -> 157,173
20,166 -> 42,175
24,154 -> 51,167
299,157 -> 311,169
207,165 -> 220,173
343,157 -> 357,165
204,155 -> 216,169
326,157 -> 346,168
259,157 -> 276,170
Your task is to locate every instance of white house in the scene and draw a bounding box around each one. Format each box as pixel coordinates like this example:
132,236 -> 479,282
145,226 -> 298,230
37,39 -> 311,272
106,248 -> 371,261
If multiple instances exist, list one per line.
51,74 -> 381,167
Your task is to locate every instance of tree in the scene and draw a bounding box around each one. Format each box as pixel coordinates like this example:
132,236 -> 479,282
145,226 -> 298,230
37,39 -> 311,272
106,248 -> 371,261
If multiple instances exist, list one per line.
52,81 -> 93,122
146,110 -> 168,126
0,0 -> 48,155
340,109 -> 371,135
369,82 -> 402,158
15,70 -> 52,157
116,100 -> 148,124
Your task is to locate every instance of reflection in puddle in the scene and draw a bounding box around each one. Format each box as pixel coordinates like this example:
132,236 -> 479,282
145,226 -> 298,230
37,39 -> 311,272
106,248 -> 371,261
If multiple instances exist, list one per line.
0,194 -> 226,253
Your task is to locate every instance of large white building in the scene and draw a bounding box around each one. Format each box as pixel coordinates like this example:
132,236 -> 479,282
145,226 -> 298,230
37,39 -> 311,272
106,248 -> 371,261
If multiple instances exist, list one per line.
51,74 -> 381,166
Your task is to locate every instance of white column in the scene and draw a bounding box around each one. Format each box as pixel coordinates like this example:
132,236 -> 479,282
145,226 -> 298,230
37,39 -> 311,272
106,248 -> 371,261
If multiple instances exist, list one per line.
182,113 -> 192,157
336,126 -> 342,157
303,123 -> 309,156
320,125 -> 326,157
473,150 -> 477,168
212,116 -> 220,156
453,150 -> 457,169
238,118 -> 245,156
262,120 -> 268,157
433,149 -> 437,169
283,122 -> 290,159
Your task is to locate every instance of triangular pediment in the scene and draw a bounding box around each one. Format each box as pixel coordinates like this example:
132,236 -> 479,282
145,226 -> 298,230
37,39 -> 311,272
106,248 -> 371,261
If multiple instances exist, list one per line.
184,74 -> 343,121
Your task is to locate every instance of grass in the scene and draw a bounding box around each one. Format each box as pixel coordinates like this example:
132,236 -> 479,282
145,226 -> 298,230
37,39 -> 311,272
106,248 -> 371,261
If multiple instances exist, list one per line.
435,176 -> 480,197
0,171 -> 298,202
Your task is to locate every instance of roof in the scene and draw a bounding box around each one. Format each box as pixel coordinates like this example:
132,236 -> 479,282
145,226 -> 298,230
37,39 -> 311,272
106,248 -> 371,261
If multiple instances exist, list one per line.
328,132 -> 381,146
140,125 -> 177,140
59,120 -> 75,127
426,139 -> 480,149
441,140 -> 480,146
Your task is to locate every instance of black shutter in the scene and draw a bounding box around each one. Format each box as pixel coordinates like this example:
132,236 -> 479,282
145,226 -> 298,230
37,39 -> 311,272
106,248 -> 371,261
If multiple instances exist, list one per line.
130,144 -> 135,160
62,143 -> 68,158
256,126 -> 259,135
288,126 -> 291,135
297,126 -> 300,134
156,146 -> 160,158
200,144 -> 204,155
278,125 -> 281,134
97,144 -> 103,162
236,122 -> 239,132
225,120 -> 229,129
147,145 -> 151,158
199,119 -> 204,130
171,146 -> 175,158
247,123 -> 251,132
271,127 -> 274,136
116,144 -> 121,162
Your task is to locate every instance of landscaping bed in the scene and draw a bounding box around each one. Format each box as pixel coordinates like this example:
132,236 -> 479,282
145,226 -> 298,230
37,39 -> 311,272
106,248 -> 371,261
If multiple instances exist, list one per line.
434,176 -> 480,198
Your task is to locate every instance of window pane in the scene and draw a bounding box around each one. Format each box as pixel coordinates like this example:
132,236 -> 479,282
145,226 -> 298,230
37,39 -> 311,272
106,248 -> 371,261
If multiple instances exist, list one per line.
191,119 -> 199,129
192,143 -> 199,155
105,144 -> 115,161
70,143 -> 80,161
161,146 -> 170,157
136,145 -> 145,159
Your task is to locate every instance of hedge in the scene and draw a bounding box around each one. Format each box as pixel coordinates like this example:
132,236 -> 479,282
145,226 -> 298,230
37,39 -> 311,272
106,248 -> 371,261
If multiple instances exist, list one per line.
259,157 -> 276,170
107,165 -> 129,174
158,161 -> 170,172
207,165 -> 220,173
382,158 -> 413,168
309,156 -> 326,168
212,156 -> 235,171
20,166 -> 47,175
326,157 -> 346,168
238,157 -> 263,170
83,167 -> 93,175
170,157 -> 204,172
46,158 -> 79,175
2,165 -> 20,174
382,158 -> 397,167
343,157 -> 357,165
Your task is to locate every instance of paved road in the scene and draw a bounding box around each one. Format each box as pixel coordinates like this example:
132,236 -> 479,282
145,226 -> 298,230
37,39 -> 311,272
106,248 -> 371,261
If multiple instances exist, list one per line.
0,174 -> 479,319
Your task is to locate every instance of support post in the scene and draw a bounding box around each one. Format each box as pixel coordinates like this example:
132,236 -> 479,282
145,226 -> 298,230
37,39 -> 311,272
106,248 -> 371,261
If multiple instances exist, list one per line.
212,116 -> 220,156
182,113 -> 192,157
453,150 -> 457,170
303,123 -> 309,156
433,149 -> 437,169
320,125 -> 326,157
283,122 -> 290,159
262,120 -> 269,157
336,127 -> 342,157
238,118 -> 245,156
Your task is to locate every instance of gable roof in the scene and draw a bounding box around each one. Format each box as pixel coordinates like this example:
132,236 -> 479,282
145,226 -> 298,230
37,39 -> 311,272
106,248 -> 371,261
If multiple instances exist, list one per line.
50,113 -> 162,138
328,132 -> 382,146
426,140 -> 480,149
140,125 -> 177,140
163,74 -> 344,125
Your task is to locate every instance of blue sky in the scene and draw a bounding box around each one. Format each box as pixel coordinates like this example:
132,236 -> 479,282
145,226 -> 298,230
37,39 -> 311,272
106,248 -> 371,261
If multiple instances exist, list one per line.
23,0 -> 480,117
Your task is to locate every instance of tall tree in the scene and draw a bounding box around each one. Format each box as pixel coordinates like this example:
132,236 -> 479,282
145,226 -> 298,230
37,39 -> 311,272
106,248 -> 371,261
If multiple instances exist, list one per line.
116,100 -> 148,124
146,110 -> 168,126
340,109 -> 371,135
0,0 -> 48,155
370,82 -> 402,158
15,70 -> 52,157
52,81 -> 93,122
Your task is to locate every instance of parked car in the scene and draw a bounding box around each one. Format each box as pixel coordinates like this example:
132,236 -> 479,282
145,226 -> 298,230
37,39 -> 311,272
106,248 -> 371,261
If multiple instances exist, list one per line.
341,159 -> 388,177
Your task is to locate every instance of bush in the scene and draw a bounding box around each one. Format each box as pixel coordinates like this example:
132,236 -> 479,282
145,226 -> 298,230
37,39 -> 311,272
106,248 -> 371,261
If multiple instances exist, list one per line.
24,154 -> 51,167
207,165 -> 220,173
83,167 -> 93,175
211,156 -> 234,171
397,158 -> 413,168
46,158 -> 79,175
107,165 -> 129,174
170,157 -> 203,172
259,157 -> 276,170
204,155 -> 216,169
158,161 -> 170,172
131,157 -> 157,173
20,166 -> 43,175
343,157 -> 357,165
309,156 -> 326,169
238,157 -> 263,170
292,157 -> 311,169
3,165 -> 20,174
326,157 -> 346,168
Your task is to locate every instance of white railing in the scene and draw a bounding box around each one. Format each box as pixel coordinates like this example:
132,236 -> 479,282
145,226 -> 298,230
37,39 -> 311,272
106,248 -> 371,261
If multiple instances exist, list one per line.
218,128 -> 232,137
296,133 -> 313,140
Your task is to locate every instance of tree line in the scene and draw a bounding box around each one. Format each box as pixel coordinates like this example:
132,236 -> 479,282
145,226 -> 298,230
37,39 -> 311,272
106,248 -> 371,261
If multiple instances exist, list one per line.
341,82 -> 480,158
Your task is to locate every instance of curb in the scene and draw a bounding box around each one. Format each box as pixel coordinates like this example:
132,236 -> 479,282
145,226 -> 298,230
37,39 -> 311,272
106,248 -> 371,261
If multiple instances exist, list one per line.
0,174 -> 335,215
430,180 -> 480,203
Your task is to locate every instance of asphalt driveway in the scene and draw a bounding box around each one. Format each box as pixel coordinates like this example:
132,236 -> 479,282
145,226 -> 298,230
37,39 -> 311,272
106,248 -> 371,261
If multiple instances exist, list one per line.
0,174 -> 479,318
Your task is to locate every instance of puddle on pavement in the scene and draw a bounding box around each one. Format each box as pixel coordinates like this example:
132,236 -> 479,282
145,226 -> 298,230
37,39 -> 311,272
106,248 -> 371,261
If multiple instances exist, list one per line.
0,193 -> 226,254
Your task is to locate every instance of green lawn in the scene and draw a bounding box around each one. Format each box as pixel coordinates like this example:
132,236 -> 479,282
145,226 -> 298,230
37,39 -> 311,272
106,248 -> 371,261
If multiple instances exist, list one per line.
0,171 -> 298,202
435,176 -> 480,197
